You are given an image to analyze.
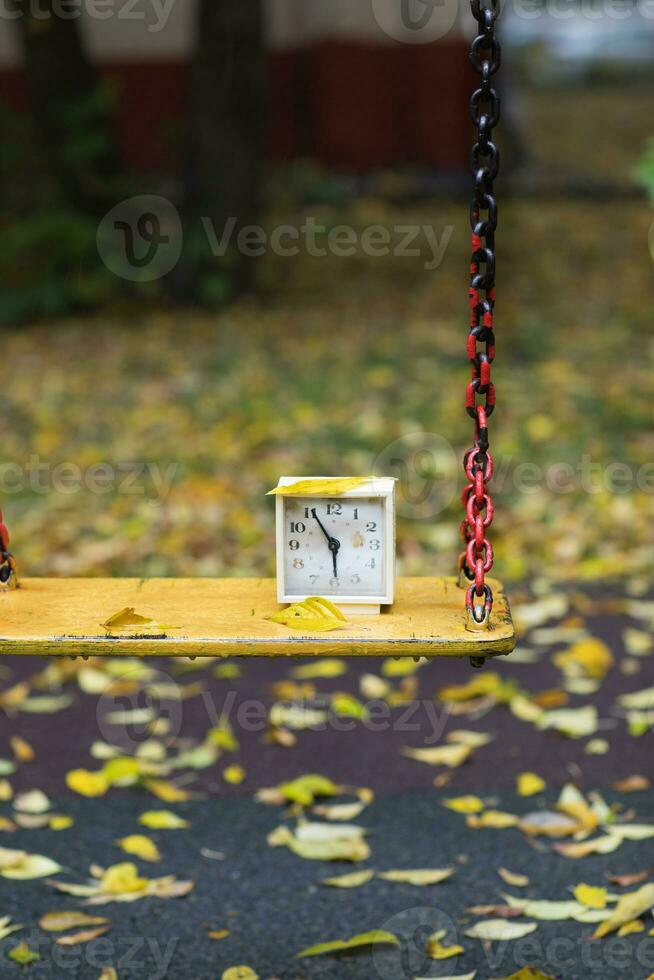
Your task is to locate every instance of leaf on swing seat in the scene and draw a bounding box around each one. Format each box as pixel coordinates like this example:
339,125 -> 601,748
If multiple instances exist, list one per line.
269,597 -> 347,633
267,476 -> 375,496
101,607 -> 179,635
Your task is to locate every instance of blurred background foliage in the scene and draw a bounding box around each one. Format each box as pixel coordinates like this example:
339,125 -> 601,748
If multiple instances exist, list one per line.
0,0 -> 652,585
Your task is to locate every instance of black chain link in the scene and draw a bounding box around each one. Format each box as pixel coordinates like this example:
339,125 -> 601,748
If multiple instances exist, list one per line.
460,0 -> 501,626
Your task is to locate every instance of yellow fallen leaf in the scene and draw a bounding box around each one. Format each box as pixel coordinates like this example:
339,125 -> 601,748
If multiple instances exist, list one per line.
66,769 -> 109,798
270,597 -> 346,633
268,823 -> 369,862
116,835 -> 160,863
50,815 -> 74,831
574,884 -> 607,909
101,608 -> 154,631
321,869 -> 375,888
222,968 -> 258,980
443,796 -> 485,814
593,884 -> 654,938
297,929 -> 399,957
267,477 -> 374,496
39,911 -> 110,932
403,745 -> 472,768
554,637 -> 614,679
14,789 -> 50,814
208,928 -> 230,940
517,773 -> 546,797
100,863 -> 149,894
377,868 -> 454,886
0,780 -> 12,801
467,810 -> 520,830
138,810 -> 189,830
144,780 -> 190,803
10,736 -> 34,762
426,933 -> 464,960
223,765 -> 246,785
56,925 -> 111,947
291,659 -> 348,680
499,868 -> 530,888
617,919 -> 644,936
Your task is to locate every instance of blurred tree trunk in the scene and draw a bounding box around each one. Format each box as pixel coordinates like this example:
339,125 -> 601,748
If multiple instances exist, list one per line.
13,1 -> 121,211
180,0 -> 264,301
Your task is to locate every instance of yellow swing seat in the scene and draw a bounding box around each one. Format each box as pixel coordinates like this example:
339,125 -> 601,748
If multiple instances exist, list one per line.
0,576 -> 515,660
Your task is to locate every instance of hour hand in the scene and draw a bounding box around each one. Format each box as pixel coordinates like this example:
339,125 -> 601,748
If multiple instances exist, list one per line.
311,508 -> 340,576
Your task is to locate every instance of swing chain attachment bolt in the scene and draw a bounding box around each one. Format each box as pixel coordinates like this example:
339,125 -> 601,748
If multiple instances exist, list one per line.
461,0 -> 501,633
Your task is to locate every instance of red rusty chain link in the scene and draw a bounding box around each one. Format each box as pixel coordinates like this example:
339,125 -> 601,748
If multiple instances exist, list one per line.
0,510 -> 16,586
460,0 -> 501,626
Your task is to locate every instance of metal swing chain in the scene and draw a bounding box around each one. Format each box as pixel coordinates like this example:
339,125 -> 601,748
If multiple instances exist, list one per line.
0,510 -> 16,587
460,0 -> 501,628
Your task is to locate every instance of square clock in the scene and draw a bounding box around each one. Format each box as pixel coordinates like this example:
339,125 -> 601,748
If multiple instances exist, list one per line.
274,477 -> 396,614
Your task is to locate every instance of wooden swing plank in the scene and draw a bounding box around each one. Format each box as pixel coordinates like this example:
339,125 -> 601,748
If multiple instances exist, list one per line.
0,577 -> 515,658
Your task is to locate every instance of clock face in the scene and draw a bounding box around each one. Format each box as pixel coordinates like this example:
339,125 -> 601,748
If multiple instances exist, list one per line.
282,496 -> 387,598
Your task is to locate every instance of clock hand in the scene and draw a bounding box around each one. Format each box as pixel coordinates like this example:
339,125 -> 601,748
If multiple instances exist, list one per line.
310,508 -> 341,578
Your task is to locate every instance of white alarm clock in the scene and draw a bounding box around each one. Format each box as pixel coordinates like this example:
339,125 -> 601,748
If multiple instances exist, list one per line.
274,477 -> 395,614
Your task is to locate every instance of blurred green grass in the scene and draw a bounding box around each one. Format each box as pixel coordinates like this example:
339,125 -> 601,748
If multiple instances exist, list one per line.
0,191 -> 651,585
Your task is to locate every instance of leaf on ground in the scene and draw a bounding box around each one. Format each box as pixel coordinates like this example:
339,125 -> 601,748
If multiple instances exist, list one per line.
222,969 -> 258,980
446,730 -> 493,748
573,884 -> 607,909
291,659 -> 348,680
536,705 -> 598,738
321,869 -> 375,888
13,789 -> 50,814
66,769 -> 109,798
465,920 -> 538,941
488,970 -> 555,980
0,916 -> 22,941
39,911 -> 110,932
443,796 -> 485,814
377,868 -> 454,886
499,868 -> 530,888
56,925 -> 111,946
402,744 -> 472,768
268,822 -> 369,863
313,801 -> 366,822
270,774 -> 342,807
425,932 -> 464,959
116,836 -> 161,862
0,850 -> 61,880
10,737 -> 34,763
144,780 -> 190,803
554,638 -> 614,679
8,942 -> 40,965
517,773 -> 546,797
593,884 -> 654,939
138,810 -> 189,830
612,775 -> 650,792
223,765 -> 246,785
467,810 -> 520,830
297,929 -> 398,957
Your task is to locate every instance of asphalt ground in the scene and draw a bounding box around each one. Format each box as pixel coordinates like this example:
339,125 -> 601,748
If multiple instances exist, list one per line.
0,584 -> 653,979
